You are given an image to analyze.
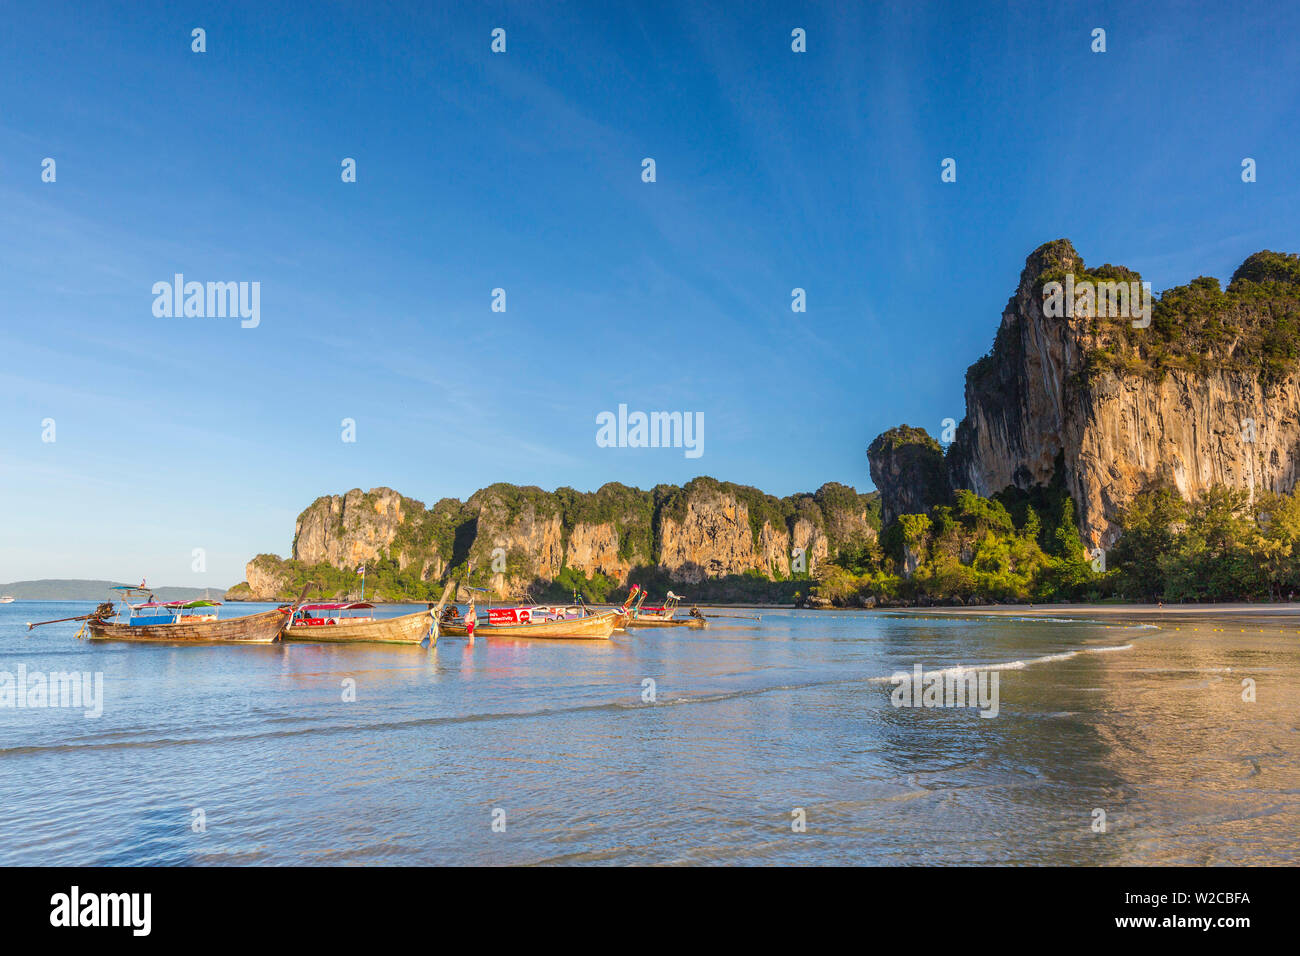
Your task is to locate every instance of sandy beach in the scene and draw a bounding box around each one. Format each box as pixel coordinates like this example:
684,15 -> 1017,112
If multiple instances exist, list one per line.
887,602 -> 1300,632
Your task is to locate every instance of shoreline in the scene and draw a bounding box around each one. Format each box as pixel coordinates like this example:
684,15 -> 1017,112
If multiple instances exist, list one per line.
882,601 -> 1300,630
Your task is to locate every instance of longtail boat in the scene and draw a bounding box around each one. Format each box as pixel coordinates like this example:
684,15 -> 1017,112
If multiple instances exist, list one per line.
282,602 -> 432,644
23,583 -> 309,644
81,587 -> 294,644
86,605 -> 291,643
283,582 -> 452,646
439,603 -> 618,640
19,584 -> 304,644
627,589 -> 708,629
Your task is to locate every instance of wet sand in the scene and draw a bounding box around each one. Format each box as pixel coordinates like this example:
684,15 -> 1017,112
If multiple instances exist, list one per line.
888,602 -> 1300,632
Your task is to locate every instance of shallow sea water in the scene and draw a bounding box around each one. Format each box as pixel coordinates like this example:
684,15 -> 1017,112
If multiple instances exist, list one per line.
1,602 -> 1296,865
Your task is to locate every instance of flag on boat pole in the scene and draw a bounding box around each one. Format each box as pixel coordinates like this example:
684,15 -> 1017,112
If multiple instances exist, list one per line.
357,564 -> 366,602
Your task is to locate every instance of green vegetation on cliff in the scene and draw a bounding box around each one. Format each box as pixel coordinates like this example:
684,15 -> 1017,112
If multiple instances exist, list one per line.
237,555 -> 452,604
1025,247 -> 1300,385
868,424 -> 943,456
866,425 -> 952,525
389,497 -> 466,570
821,484 -> 1100,606
963,244 -> 1300,398
557,482 -> 655,561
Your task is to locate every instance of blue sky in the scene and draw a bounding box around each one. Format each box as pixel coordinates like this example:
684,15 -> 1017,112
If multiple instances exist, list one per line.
1,0 -> 1296,585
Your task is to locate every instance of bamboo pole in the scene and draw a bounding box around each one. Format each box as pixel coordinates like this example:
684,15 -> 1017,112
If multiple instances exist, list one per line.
428,581 -> 455,644
27,602 -> 114,631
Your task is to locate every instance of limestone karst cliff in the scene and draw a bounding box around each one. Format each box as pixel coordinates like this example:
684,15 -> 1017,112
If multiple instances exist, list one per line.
867,426 -> 951,526
229,478 -> 880,601
872,239 -> 1300,548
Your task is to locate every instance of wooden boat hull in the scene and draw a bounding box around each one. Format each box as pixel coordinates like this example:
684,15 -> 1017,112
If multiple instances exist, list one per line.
87,606 -> 291,644
284,609 -> 436,645
441,609 -> 617,640
626,616 -> 708,629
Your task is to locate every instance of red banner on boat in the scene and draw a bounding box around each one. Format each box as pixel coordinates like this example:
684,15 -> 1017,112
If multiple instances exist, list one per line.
487,608 -> 533,625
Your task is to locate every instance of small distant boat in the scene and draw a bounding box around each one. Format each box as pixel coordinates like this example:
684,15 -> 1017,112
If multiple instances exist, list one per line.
627,590 -> 708,629
284,602 -> 437,645
0,596 -> 14,604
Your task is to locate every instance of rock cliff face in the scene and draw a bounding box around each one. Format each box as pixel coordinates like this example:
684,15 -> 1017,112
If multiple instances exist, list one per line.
867,426 -> 952,526
879,239 -> 1300,549
223,553 -> 292,602
231,478 -> 880,600
790,517 -> 829,572
466,485 -> 567,595
293,488 -> 411,569
656,486 -> 781,584
565,522 -> 634,585
1062,368 -> 1300,548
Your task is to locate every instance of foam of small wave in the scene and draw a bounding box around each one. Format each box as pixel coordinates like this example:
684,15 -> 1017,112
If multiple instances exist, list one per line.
988,616 -> 1158,630
865,641 -> 1135,682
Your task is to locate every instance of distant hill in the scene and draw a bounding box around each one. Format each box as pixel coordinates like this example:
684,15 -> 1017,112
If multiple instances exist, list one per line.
0,580 -> 233,602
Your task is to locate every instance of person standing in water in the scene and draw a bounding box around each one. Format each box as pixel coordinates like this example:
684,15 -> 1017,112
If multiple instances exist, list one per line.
464,598 -> 477,640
